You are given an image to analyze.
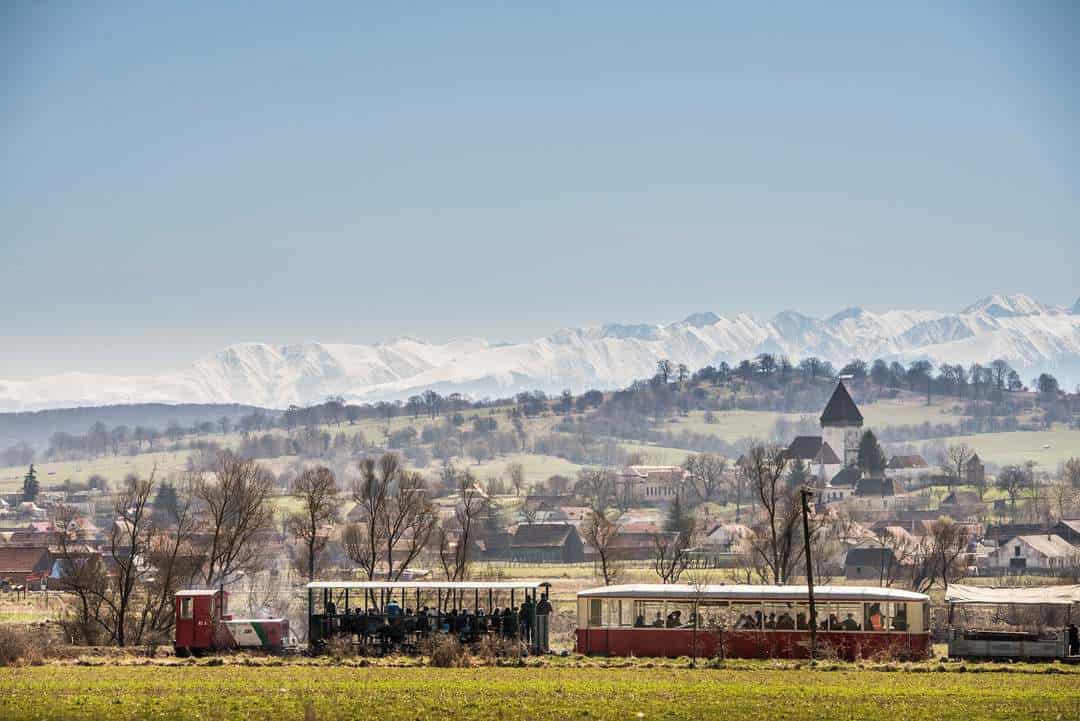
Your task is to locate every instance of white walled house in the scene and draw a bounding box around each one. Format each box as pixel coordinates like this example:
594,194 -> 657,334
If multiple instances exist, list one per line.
987,535 -> 1078,573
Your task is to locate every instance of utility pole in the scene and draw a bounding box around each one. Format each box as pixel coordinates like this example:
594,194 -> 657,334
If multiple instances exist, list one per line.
800,486 -> 817,660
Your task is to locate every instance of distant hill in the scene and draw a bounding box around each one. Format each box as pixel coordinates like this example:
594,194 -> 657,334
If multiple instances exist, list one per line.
2,293 -> 1078,411
0,403 -> 267,449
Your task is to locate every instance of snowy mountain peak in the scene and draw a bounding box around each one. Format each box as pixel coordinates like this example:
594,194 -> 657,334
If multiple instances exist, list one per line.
962,294 -> 1055,318
682,311 -> 722,328
2,295 -> 1078,411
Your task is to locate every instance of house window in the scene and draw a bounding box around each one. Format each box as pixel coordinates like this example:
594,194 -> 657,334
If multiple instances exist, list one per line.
1014,546 -> 1021,557
180,598 -> 193,619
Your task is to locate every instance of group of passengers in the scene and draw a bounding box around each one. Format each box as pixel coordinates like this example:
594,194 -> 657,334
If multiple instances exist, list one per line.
322,595 -> 550,650
632,610 -> 706,629
726,603 -> 903,632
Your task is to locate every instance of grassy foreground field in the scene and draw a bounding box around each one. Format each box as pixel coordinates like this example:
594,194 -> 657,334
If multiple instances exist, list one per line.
1,663 -> 1077,721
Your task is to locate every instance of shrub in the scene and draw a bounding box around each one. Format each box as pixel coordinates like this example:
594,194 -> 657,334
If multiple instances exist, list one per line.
426,636 -> 472,668
0,625 -> 60,666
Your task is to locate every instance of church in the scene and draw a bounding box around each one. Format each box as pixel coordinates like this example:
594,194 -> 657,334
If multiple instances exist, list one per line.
785,381 -> 864,485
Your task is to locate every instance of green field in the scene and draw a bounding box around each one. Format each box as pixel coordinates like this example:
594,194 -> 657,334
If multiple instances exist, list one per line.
934,428 -> 1080,469
0,663 -> 1076,721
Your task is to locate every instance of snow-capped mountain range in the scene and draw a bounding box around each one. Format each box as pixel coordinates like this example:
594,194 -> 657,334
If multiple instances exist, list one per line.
2,294 -> 1078,412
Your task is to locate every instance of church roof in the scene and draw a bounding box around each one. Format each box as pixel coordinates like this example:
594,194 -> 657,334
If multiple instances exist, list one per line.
786,436 -> 841,465
820,382 -> 863,426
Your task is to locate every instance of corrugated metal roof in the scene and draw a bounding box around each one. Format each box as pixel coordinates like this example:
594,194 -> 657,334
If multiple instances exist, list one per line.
306,580 -> 550,591
577,583 -> 928,603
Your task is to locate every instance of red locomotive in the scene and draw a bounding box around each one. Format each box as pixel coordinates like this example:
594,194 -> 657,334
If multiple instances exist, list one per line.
174,588 -> 292,656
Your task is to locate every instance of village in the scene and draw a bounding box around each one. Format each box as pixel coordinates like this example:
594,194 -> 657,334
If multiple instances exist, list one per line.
2,378 -> 1078,667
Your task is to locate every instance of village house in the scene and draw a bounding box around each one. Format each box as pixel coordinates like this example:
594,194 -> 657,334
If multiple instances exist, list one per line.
939,491 -> 985,520
822,466 -> 860,503
1050,519 -> 1080,546
509,523 -> 585,563
614,466 -> 689,506
703,523 -> 753,554
0,546 -> 52,586
987,534 -> 1078,573
844,547 -> 901,582
965,454 -> 986,487
887,454 -> 930,490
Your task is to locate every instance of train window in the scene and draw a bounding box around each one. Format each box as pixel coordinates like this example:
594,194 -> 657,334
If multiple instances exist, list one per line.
891,602 -> 908,631
864,603 -> 886,631
180,598 -> 192,619
832,603 -> 862,631
731,602 -> 762,629
760,602 -> 798,630
589,599 -> 602,627
633,601 -> 667,627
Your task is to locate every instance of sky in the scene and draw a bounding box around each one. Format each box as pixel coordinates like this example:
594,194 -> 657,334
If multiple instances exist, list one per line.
2,2 -> 1078,377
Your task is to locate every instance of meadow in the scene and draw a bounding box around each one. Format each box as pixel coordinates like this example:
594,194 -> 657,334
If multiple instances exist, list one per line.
0,661 -> 1076,721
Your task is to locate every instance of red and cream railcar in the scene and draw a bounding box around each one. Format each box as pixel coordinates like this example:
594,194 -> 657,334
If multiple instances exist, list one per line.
575,584 -> 931,661
174,589 -> 291,655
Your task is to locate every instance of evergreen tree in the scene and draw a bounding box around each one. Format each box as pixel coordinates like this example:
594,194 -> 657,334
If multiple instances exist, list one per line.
786,458 -> 807,489
857,430 -> 887,477
22,464 -> 39,502
153,482 -> 180,520
663,492 -> 694,537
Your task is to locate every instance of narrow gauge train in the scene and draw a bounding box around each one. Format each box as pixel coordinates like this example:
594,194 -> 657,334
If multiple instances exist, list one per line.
173,589 -> 292,656
574,583 -> 932,660
174,581 -> 931,660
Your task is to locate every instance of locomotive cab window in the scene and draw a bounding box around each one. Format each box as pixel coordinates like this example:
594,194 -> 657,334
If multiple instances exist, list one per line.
180,598 -> 193,619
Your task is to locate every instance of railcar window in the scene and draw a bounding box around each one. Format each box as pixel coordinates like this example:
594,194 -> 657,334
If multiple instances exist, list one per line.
892,602 -> 908,631
834,603 -> 863,631
589,599 -> 602,627
760,602 -> 798,630
731,602 -> 763,629
864,602 -> 885,631
180,598 -> 192,619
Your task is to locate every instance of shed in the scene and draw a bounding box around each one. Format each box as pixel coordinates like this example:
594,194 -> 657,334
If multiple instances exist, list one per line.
510,523 -> 584,563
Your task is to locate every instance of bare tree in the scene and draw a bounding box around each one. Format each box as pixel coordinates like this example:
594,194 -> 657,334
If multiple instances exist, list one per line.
507,462 -> 526,496
582,510 -> 620,585
286,466 -> 340,582
907,518 -> 971,593
437,468 -> 488,581
56,471 -> 174,646
682,453 -> 726,504
342,454 -> 435,582
651,531 -> 691,584
576,467 -> 616,513
939,443 -> 973,493
742,444 -> 803,584
996,464 -> 1029,517
1062,457 -> 1080,490
195,453 -> 276,587
378,468 -> 437,581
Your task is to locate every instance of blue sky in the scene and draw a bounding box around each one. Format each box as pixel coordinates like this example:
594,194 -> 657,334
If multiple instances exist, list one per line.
2,2 -> 1077,377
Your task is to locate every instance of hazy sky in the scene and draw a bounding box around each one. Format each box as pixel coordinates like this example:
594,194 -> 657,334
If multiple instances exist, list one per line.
2,2 -> 1077,377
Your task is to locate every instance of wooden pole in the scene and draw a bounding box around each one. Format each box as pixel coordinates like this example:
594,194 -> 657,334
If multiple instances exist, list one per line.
801,486 -> 817,660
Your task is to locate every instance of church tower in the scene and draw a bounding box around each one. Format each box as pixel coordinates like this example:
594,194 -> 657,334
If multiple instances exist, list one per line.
820,381 -> 863,468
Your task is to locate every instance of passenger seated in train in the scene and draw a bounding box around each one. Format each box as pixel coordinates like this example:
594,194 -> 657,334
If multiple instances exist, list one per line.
665,610 -> 682,628
867,603 -> 883,631
840,613 -> 860,631
651,611 -> 664,627
634,613 -> 646,628
776,612 -> 795,630
796,612 -> 808,630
